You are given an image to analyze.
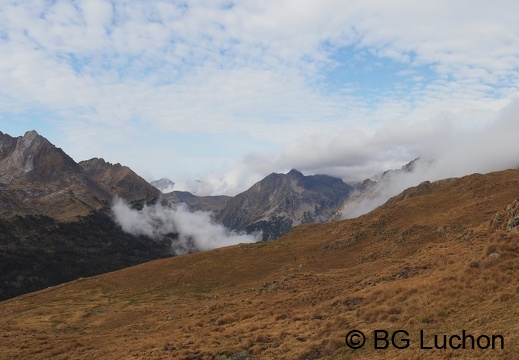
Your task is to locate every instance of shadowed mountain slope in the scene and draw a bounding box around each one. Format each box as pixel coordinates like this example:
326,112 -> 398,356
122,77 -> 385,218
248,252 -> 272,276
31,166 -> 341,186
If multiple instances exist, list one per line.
2,169 -> 518,359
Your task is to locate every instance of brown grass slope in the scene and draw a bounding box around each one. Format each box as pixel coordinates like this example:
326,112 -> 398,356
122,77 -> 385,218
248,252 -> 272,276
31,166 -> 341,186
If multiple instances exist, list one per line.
1,170 -> 519,360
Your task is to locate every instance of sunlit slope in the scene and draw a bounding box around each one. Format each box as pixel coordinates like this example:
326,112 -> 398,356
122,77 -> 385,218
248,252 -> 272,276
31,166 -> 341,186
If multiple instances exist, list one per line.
1,169 -> 519,359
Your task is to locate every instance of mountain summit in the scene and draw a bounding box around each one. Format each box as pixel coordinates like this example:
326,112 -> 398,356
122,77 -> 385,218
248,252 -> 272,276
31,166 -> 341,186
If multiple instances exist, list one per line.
1,130 -> 85,181
216,169 -> 353,240
0,130 -> 111,219
150,178 -> 175,193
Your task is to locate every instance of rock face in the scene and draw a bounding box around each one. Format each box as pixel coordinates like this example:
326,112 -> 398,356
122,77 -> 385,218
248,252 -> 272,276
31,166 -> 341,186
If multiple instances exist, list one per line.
216,169 -> 353,240
0,131 -> 111,219
336,158 -> 433,219
0,131 -> 161,219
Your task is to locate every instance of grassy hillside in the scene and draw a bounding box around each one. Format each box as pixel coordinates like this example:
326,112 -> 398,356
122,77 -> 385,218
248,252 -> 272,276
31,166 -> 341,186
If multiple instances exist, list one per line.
1,170 -> 518,359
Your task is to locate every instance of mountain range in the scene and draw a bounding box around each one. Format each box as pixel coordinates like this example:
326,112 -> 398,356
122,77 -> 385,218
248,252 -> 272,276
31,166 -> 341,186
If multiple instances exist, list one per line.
1,130 -> 363,300
0,131 -> 170,300
0,130 -> 448,301
159,161 -> 423,241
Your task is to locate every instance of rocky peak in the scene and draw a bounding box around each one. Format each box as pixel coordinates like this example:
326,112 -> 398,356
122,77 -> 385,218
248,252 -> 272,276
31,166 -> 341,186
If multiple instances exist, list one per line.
286,169 -> 304,179
216,170 -> 353,240
0,130 -> 82,183
0,131 -> 111,219
78,157 -> 112,170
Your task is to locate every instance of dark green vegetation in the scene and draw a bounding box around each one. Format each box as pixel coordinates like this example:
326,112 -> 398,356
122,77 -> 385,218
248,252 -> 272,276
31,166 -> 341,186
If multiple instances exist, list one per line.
0,209 -> 172,301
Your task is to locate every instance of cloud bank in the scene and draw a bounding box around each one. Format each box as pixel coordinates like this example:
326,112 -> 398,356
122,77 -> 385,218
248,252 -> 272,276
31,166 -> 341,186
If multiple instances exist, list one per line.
111,197 -> 260,254
339,98 -> 519,218
1,1 -> 518,194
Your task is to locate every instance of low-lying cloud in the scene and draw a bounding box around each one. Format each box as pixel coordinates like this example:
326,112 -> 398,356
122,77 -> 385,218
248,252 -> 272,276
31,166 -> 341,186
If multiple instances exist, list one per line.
111,197 -> 260,255
341,98 -> 519,218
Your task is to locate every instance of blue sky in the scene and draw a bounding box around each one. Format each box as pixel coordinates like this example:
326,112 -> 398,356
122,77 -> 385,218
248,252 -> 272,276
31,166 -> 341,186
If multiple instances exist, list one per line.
1,0 -> 519,195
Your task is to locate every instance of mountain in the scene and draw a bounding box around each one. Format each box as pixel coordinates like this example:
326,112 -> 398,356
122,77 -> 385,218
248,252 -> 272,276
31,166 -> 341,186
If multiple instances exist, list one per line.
0,130 -> 111,220
150,178 -> 175,193
163,190 -> 231,213
0,131 -> 161,219
79,157 -> 161,205
0,131 -> 172,301
216,169 -> 354,240
1,169 -> 518,359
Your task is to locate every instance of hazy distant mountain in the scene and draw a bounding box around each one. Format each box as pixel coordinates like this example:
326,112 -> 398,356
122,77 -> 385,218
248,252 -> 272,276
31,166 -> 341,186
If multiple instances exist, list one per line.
163,190 -> 231,213
216,169 -> 354,240
150,178 -> 175,193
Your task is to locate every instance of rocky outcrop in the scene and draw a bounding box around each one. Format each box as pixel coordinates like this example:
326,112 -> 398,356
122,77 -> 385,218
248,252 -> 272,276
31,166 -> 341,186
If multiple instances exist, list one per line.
1,130 -> 84,182
491,199 -> 519,232
0,131 -> 173,301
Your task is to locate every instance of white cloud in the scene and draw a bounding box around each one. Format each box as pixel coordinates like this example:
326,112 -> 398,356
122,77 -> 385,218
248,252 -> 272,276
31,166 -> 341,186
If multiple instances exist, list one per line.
340,97 -> 519,218
111,197 -> 260,254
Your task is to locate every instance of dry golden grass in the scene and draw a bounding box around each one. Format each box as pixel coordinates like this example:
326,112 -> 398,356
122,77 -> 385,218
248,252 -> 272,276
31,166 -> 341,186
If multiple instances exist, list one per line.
1,169 -> 519,359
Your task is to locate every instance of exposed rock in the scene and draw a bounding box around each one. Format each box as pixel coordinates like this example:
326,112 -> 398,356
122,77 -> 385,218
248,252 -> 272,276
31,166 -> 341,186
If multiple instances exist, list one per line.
335,158 -> 434,219
0,131 -> 162,219
491,199 -> 519,232
0,131 -> 173,301
0,131 -> 111,219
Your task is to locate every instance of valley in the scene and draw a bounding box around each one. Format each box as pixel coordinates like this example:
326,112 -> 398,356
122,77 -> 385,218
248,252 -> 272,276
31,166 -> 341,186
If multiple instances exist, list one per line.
1,169 -> 518,359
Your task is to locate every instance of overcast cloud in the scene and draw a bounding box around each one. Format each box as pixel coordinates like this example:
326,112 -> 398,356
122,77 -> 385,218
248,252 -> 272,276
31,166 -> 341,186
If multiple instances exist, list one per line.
0,1 -> 518,195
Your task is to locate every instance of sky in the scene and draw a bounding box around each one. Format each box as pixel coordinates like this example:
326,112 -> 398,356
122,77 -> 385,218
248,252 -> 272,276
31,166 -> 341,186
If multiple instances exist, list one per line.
1,0 -> 519,196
